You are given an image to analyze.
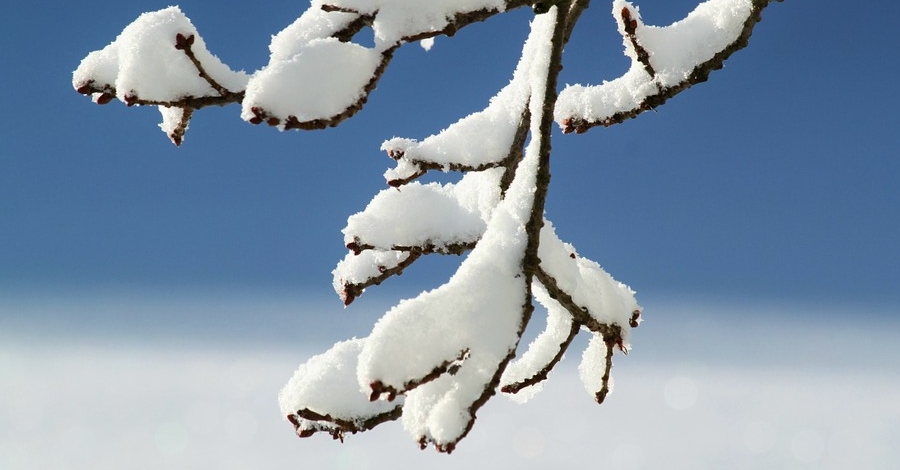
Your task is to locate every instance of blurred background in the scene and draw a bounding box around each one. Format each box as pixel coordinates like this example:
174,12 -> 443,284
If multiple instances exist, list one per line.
2,0 -> 899,468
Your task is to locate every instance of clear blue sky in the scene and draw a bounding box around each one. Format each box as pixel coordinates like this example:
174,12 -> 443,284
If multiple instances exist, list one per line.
2,0 -> 898,306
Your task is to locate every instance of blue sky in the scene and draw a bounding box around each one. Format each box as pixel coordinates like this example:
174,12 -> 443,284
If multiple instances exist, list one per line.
2,0 -> 898,304
2,1 -> 900,468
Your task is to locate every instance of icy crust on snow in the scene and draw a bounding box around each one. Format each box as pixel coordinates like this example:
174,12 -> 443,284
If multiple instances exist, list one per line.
332,250 -> 410,294
241,38 -> 381,125
278,338 -> 401,433
72,6 -> 247,103
343,169 -> 503,250
312,0 -> 507,49
554,0 -> 753,126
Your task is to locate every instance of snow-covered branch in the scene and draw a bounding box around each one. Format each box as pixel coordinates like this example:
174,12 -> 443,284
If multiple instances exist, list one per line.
73,1 -> 535,144
73,0 -> 783,455
72,7 -> 248,145
556,0 -> 780,133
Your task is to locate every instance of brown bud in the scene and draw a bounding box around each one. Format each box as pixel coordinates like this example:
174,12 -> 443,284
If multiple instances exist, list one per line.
174,33 -> 195,50
629,310 -> 641,328
266,117 -> 280,127
75,82 -> 94,95
286,414 -> 300,429
248,106 -> 265,125
96,93 -> 114,105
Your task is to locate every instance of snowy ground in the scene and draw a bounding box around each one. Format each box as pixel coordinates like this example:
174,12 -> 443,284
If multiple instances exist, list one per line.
2,292 -> 898,469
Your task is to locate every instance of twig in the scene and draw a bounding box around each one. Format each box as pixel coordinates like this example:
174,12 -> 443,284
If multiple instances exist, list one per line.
501,319 -> 579,393
339,251 -> 422,306
561,0 -> 779,133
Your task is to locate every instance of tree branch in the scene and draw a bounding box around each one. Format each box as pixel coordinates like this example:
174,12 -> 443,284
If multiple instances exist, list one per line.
534,266 -> 628,342
75,33 -> 245,109
594,337 -> 616,404
560,0 -> 779,134
501,319 -> 579,394
339,251 -> 422,306
368,349 -> 470,402
620,7 -> 655,78
345,239 -> 477,256
287,405 -> 403,441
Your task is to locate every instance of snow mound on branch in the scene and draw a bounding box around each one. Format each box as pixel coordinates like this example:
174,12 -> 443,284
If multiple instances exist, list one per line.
279,338 -> 401,436
268,8 -> 361,60
315,0 -> 507,48
500,280 -> 575,403
380,65 -> 529,169
72,6 -> 247,103
241,38 -> 381,126
332,250 -> 410,299
635,0 -> 752,86
579,335 -> 615,396
554,0 -> 754,126
343,169 -> 503,250
279,338 -> 400,418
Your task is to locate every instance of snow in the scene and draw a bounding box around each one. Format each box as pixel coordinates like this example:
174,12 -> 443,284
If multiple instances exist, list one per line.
286,9 -> 565,449
379,62 -> 531,170
332,250 -> 411,296
72,6 -> 247,103
267,8 -> 360,61
578,334 -> 614,397
239,0 -> 515,127
71,0 -> 774,453
636,0 -> 752,87
555,0 -> 755,127
157,106 -> 187,139
5,293 -> 900,469
312,0 -> 508,49
241,37 -> 381,126
539,220 -> 640,333
278,338 -> 401,436
500,280 -> 575,403
342,168 -> 503,251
